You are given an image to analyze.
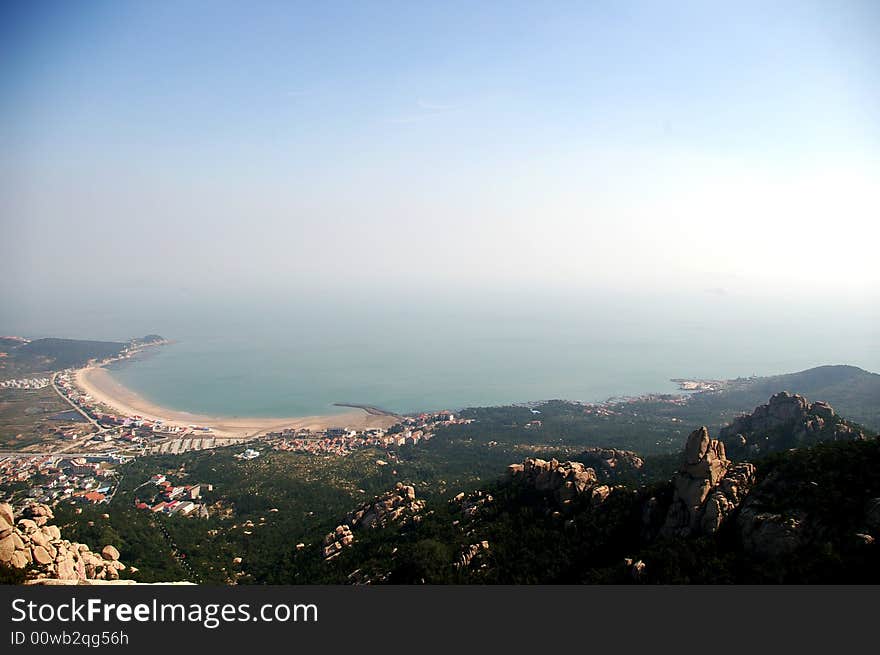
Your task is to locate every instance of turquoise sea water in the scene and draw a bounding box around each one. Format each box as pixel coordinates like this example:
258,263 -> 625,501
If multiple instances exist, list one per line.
101,293 -> 880,418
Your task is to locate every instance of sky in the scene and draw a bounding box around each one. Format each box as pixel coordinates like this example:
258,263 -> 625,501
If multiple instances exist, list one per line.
1,1 -> 878,334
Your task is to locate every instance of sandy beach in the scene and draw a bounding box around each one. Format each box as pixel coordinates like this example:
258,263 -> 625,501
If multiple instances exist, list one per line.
73,366 -> 400,438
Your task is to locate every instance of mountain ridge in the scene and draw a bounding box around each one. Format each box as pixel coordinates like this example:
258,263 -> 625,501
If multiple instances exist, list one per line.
314,393 -> 879,584
689,364 -> 880,431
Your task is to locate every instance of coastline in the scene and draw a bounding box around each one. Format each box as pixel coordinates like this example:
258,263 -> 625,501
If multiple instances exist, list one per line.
73,365 -> 400,438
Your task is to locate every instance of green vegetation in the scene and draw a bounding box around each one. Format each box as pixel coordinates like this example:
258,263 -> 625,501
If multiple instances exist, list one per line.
692,365 -> 880,432
0,562 -> 28,585
633,439 -> 880,583
0,337 -> 128,379
433,365 -> 879,460
9,338 -> 127,374
1,363 -> 877,584
445,398 -> 723,455
316,438 -> 880,584
50,442 -> 509,584
53,502 -> 189,583
8,431 -> 880,584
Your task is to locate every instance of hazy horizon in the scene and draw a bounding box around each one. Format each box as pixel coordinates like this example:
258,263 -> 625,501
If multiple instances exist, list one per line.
2,2 -> 878,368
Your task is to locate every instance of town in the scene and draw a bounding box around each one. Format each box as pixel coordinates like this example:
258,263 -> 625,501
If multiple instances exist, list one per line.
50,369 -> 247,457
263,410 -> 472,456
133,473 -> 211,518
1,334 -> 474,518
0,453 -> 125,506
0,376 -> 51,390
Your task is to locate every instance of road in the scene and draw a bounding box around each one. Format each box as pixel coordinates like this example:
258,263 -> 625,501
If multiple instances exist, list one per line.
50,372 -> 103,431
106,473 -> 124,504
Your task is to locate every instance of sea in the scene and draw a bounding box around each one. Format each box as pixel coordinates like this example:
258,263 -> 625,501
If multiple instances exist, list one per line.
81,288 -> 879,418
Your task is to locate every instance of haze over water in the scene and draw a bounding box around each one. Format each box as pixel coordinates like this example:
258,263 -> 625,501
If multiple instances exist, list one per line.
2,3 -> 877,416
21,289 -> 876,418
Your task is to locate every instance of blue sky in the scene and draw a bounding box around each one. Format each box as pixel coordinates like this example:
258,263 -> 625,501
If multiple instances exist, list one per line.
1,1 -> 878,317
4,2 -> 878,158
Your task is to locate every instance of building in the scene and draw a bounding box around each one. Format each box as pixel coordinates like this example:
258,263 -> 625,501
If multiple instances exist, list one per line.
83,491 -> 106,504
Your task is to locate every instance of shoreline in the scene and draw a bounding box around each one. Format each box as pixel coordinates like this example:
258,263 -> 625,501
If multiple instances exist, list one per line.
73,365 -> 400,438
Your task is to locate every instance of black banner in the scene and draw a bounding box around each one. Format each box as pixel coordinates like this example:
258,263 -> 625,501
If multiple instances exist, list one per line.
1,585 -> 877,652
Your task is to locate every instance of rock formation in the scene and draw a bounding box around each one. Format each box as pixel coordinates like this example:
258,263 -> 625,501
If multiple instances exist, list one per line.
577,448 -> 644,478
346,482 -> 425,530
701,461 -> 756,535
508,458 -> 608,507
660,427 -> 756,538
322,525 -> 355,560
623,557 -> 646,581
736,506 -> 806,559
0,502 -> 127,583
455,541 -> 490,570
720,392 -> 865,458
453,490 -> 493,517
730,446 -> 878,560
323,483 -> 426,560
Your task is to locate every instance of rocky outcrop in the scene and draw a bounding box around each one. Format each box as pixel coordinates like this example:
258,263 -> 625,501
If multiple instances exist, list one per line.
322,525 -> 355,561
720,392 -> 865,458
657,395 -> 867,549
323,483 -> 426,560
101,545 -> 120,561
701,462 -> 756,534
453,490 -> 493,517
508,458 -> 606,507
26,579 -> 194,586
730,452 -> 880,560
623,558 -> 646,581
0,502 -> 127,583
346,482 -> 425,530
455,541 -> 490,570
577,448 -> 644,479
660,427 -> 756,538
737,506 -> 806,559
